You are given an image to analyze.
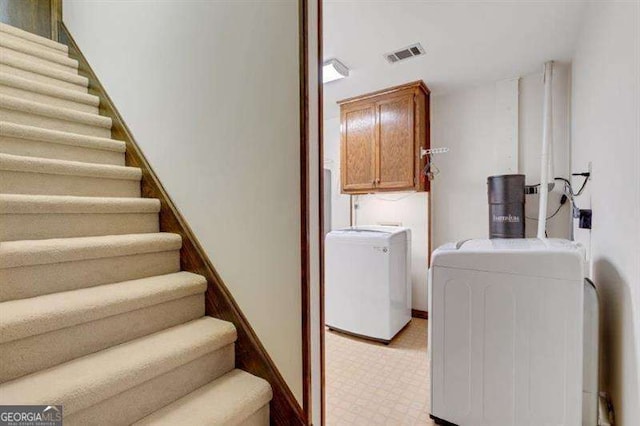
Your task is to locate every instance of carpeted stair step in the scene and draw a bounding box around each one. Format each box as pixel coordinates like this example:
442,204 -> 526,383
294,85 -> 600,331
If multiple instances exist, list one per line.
0,45 -> 77,76
0,271 -> 206,343
0,153 -> 140,197
0,35 -> 78,72
0,22 -> 68,54
0,271 -> 207,382
0,73 -> 99,114
135,369 -> 272,426
0,317 -> 237,425
0,122 -> 125,165
0,233 -> 182,301
0,30 -> 68,61
0,54 -> 87,92
0,94 -> 111,137
0,194 -> 161,241
1,296 -> 204,385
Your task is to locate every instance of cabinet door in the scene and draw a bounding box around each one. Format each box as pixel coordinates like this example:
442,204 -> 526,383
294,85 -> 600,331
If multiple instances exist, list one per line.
341,104 -> 376,192
376,93 -> 415,190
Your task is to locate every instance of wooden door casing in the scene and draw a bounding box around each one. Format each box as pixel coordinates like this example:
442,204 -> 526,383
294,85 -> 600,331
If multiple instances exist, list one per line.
375,92 -> 415,190
0,0 -> 58,39
340,103 -> 376,192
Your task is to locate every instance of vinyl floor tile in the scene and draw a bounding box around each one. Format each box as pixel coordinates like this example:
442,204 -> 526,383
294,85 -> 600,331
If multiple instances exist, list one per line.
325,319 -> 436,426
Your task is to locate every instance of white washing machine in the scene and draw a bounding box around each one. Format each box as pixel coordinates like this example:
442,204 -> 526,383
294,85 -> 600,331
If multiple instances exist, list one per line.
325,226 -> 411,343
428,238 -> 599,426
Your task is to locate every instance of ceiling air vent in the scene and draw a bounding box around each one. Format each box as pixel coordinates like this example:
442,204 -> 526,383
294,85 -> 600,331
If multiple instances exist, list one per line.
384,43 -> 425,64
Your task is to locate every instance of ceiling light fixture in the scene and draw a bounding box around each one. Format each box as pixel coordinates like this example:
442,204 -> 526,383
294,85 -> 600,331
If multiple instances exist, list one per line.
323,58 -> 349,84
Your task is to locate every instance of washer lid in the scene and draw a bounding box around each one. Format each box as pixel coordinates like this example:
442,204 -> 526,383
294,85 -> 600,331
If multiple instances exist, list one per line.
327,226 -> 410,243
339,225 -> 409,235
431,238 -> 585,281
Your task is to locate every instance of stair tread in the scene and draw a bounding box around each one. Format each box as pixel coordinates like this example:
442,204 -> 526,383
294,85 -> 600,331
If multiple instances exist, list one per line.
0,271 -> 207,343
0,22 -> 68,53
0,232 -> 182,269
0,317 -> 237,416
0,31 -> 68,60
0,194 -> 160,214
0,122 -> 125,152
0,152 -> 140,180
134,369 -> 272,426
0,36 -> 78,69
0,73 -> 99,106
0,94 -> 111,128
0,53 -> 87,87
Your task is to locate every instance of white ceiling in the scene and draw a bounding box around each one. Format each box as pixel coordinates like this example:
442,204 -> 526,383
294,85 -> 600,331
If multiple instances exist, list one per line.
323,0 -> 587,118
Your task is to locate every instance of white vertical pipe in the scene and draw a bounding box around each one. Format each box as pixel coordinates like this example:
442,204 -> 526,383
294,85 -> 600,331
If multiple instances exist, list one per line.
537,61 -> 554,239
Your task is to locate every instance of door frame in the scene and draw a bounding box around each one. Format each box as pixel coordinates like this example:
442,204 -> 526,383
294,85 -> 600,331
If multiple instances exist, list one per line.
317,0 -> 326,422
306,2 -> 434,423
300,0 -> 324,424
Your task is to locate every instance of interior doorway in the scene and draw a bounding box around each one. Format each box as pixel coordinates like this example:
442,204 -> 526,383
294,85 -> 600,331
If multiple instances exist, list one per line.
318,3 -> 434,424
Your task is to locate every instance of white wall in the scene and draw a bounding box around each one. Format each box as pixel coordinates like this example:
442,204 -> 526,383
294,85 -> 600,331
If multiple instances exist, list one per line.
431,66 -> 572,250
571,1 -> 640,423
63,0 -> 303,402
430,83 -> 501,249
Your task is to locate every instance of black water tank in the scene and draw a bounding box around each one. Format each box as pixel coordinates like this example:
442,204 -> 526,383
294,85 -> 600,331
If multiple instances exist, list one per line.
487,174 -> 525,239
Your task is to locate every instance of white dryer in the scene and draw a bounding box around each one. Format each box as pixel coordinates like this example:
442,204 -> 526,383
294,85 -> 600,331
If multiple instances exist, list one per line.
428,238 -> 599,426
325,226 -> 411,343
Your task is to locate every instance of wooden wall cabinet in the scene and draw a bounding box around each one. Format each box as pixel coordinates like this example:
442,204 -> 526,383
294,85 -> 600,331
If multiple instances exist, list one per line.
339,81 -> 430,194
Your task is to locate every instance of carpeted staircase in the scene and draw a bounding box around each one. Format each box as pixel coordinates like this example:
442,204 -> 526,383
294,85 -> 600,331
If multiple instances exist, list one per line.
0,22 -> 272,425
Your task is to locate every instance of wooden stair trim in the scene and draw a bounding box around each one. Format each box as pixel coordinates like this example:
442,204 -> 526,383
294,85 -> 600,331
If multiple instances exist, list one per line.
58,23 -> 306,425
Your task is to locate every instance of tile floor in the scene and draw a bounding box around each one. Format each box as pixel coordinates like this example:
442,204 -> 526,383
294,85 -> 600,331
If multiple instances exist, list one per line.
325,319 -> 436,425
